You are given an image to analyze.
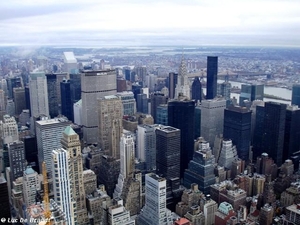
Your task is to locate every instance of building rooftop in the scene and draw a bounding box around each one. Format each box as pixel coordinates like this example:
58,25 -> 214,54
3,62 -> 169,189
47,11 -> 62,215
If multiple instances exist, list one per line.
36,117 -> 69,126
148,173 -> 166,182
63,126 -> 76,136
63,52 -> 77,63
24,167 -> 35,175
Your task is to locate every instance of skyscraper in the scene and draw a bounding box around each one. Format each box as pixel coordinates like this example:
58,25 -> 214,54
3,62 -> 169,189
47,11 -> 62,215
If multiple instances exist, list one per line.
8,141 -> 26,181
150,92 -> 168,123
156,104 -> 168,125
168,100 -> 195,178
175,57 -> 190,99
61,126 -> 89,224
116,91 -> 136,116
223,106 -> 252,160
206,56 -> 218,100
156,126 -> 181,181
23,167 -> 41,206
81,69 -> 117,144
263,102 -> 287,166
7,77 -> 22,99
29,73 -> 49,117
168,72 -> 178,99
98,95 -> 123,159
252,104 -> 265,160
69,73 -> 81,104
137,173 -> 173,225
36,117 -> 71,173
0,115 -> 19,145
239,84 -> 264,106
201,98 -> 226,147
292,84 -> 300,107
60,79 -> 73,121
52,149 -> 76,224
13,87 -> 26,116
0,175 -> 11,219
63,51 -> 78,74
191,77 -> 202,102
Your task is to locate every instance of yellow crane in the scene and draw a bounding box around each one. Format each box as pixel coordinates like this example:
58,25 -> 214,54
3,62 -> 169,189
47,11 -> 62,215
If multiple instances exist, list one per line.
42,162 -> 52,225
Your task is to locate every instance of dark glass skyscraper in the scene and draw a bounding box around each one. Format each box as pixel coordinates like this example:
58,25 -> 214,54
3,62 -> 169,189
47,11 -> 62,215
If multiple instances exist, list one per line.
191,77 -> 202,102
206,56 -> 218,100
223,106 -> 252,161
7,77 -> 22,99
46,74 -> 58,118
150,92 -> 168,123
284,105 -> 300,161
252,105 -> 265,160
263,102 -> 287,166
168,99 -> 195,178
168,72 -> 178,99
61,79 -> 73,121
69,73 -> 81,104
292,84 -> 300,107
239,84 -> 264,106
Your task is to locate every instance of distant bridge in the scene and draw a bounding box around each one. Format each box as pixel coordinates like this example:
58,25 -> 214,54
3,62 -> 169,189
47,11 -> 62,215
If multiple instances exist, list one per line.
187,72 -> 269,78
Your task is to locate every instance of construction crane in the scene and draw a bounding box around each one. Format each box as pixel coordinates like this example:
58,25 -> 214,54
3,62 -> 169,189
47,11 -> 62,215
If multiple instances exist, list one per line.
42,162 -> 52,225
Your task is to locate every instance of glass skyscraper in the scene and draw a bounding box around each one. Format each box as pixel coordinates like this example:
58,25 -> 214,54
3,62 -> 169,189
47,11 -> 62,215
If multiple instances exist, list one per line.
206,56 -> 218,100
292,84 -> 300,107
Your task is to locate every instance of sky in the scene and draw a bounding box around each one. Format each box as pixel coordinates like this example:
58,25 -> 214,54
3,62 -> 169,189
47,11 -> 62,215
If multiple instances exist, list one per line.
1,0 -> 300,47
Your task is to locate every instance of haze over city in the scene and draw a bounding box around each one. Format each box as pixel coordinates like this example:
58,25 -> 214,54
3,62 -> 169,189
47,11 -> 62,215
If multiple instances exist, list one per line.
1,0 -> 300,47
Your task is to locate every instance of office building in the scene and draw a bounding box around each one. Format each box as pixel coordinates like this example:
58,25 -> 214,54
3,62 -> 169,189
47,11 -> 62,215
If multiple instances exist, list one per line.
191,77 -> 202,102
7,77 -> 22,99
137,173 -> 173,225
263,102 -> 287,166
98,95 -> 123,159
259,204 -> 274,225
0,175 -> 11,219
61,126 -> 89,224
201,98 -> 226,147
0,89 -> 6,114
291,84 -> 300,107
168,99 -> 195,178
0,114 -> 19,144
13,87 -> 26,116
215,202 -> 236,225
284,105 -> 300,161
201,195 -> 218,225
239,84 -> 264,106
8,141 -> 26,181
135,66 -> 147,84
286,204 -> 300,224
156,126 -> 181,181
150,92 -> 168,123
136,93 -> 148,113
183,140 -> 216,194
108,198 -> 135,225
168,72 -> 178,99
175,57 -> 190,99
117,78 -> 127,92
29,73 -> 49,117
217,81 -> 231,105
81,69 -> 117,144
116,91 -> 136,116
156,104 -> 168,125
60,79 -> 73,121
206,56 -> 218,100
6,99 -> 15,116
22,135 -> 39,173
69,73 -> 81,104
63,51 -> 78,74
223,106 -> 251,160
52,148 -> 76,224
194,106 -> 201,138
137,124 -> 156,170
36,117 -> 71,174
73,99 -> 82,125
23,167 -> 41,206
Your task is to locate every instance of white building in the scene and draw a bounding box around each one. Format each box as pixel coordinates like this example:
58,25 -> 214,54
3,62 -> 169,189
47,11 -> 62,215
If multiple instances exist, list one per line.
201,98 -> 226,147
138,173 -> 173,225
0,114 -> 19,144
116,91 -> 136,116
23,167 -> 41,206
175,57 -> 190,100
218,139 -> 239,170
63,52 -> 78,74
29,73 -> 49,117
36,117 -> 71,174
52,148 -> 76,225
108,198 -> 135,225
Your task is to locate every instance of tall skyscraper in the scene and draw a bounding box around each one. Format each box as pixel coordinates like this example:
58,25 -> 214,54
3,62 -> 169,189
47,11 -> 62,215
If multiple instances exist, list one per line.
0,175 -> 11,219
13,87 -> 26,116
284,105 -> 300,161
239,84 -> 264,106
135,66 -> 147,85
292,84 -> 300,107
168,100 -> 195,178
7,77 -> 22,99
168,72 -> 178,99
8,141 -> 26,181
252,104 -> 265,160
156,104 -> 168,125
201,98 -> 226,147
63,52 -> 78,74
23,167 -> 41,206
60,79 -> 73,121
217,139 -> 238,170
119,133 -> 135,179
116,91 -> 136,116
136,93 -> 148,113
52,148 -> 76,224
29,73 -> 49,117
61,126 -> 89,224
98,95 -> 123,159
191,77 -> 202,102
137,173 -> 173,225
150,92 -> 168,123
217,81 -> 231,105
263,102 -> 287,166
156,126 -> 180,181
0,115 -> 19,145
175,57 -> 190,99
206,56 -> 218,100
223,106 -> 252,160
137,124 -> 156,170
69,73 -> 81,104
183,140 -> 216,194
36,117 -> 71,173
81,69 -> 117,144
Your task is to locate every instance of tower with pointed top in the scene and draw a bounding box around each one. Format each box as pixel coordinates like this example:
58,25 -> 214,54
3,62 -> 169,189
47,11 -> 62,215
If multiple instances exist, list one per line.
175,57 -> 190,99
61,126 -> 89,224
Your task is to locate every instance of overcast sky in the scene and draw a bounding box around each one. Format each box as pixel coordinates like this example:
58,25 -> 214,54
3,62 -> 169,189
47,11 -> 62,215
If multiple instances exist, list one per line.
1,0 -> 299,47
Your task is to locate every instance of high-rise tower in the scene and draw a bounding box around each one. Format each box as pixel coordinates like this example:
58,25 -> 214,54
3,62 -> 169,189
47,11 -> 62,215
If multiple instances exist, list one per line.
81,69 -> 117,144
175,57 -> 190,99
191,77 -> 202,102
168,72 -> 178,99
206,56 -> 218,100
292,84 -> 300,107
